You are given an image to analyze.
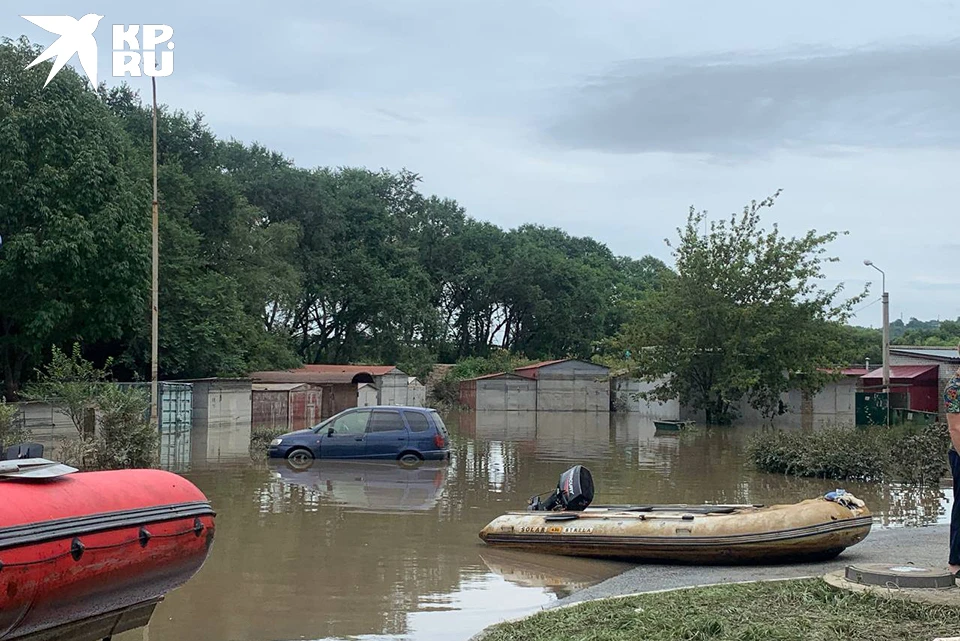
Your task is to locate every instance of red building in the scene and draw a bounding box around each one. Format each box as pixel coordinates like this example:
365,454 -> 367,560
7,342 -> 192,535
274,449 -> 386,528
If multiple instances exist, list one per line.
859,365 -> 941,413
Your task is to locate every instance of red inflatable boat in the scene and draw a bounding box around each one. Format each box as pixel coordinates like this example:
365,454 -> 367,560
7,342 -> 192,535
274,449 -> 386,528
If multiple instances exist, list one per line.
0,460 -> 216,641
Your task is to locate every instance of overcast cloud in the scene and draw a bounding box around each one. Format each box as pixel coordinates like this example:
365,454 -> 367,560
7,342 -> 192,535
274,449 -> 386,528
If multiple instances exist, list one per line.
3,0 -> 959,325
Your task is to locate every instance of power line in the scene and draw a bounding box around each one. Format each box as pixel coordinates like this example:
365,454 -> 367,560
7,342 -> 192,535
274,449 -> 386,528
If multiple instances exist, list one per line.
852,297 -> 883,316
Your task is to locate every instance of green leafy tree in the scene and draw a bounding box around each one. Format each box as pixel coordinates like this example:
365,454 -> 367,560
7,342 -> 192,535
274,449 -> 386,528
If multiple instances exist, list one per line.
0,38 -> 150,398
834,324 -> 883,366
614,192 -> 868,424
893,317 -> 960,347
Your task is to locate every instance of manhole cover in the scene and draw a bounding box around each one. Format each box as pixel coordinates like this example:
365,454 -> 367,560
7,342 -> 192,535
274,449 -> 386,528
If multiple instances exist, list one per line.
845,563 -> 956,589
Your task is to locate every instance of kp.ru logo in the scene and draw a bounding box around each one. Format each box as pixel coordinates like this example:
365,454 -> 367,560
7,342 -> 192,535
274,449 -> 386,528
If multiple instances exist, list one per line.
22,14 -> 175,88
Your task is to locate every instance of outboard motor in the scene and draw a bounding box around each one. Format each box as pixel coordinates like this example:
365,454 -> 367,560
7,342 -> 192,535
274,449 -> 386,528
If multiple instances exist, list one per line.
527,465 -> 594,512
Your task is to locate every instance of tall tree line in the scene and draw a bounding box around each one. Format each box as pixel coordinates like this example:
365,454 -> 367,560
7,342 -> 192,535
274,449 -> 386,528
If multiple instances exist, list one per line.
0,38 -> 671,397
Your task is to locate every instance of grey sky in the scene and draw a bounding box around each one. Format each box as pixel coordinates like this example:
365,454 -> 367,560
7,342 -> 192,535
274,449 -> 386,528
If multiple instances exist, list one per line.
3,0 -> 959,326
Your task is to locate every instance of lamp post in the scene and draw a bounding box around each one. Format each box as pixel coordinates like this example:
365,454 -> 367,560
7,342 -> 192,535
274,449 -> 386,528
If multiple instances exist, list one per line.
864,259 -> 889,424
150,76 -> 159,425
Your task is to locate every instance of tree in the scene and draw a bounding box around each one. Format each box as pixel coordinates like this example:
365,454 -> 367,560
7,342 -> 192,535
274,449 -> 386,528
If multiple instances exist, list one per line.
0,38 -> 151,398
893,317 -> 960,347
0,35 -> 686,393
835,324 -> 883,366
613,192 -> 868,424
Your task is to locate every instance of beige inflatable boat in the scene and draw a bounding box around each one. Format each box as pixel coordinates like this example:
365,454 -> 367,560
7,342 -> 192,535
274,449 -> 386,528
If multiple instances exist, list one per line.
478,466 -> 872,564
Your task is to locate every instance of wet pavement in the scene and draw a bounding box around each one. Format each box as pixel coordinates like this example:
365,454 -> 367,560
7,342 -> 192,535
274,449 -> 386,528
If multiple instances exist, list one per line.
114,411 -> 955,641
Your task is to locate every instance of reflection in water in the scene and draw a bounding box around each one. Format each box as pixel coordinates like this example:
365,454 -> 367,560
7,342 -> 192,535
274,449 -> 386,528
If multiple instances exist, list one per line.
265,459 -> 449,513
118,410 -> 954,641
478,548 -> 632,598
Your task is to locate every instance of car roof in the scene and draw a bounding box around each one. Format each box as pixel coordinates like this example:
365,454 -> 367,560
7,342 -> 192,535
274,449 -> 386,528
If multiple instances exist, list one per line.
351,405 -> 434,412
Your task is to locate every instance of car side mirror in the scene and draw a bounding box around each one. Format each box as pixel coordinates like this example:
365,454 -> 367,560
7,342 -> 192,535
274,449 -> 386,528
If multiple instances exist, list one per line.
327,427 -> 335,436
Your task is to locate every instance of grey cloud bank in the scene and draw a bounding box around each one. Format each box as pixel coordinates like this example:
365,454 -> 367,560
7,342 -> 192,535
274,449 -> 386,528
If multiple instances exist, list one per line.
543,41 -> 960,156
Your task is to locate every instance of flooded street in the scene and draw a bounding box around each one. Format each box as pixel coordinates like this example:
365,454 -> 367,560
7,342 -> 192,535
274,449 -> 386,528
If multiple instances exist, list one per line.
118,411 -> 953,641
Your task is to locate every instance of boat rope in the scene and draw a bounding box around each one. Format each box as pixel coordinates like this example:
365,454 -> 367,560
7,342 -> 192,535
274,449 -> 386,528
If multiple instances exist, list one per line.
0,519 -> 209,572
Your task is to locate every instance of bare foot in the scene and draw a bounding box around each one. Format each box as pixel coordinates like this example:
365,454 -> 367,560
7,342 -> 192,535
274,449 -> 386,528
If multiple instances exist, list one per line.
949,564 -> 960,575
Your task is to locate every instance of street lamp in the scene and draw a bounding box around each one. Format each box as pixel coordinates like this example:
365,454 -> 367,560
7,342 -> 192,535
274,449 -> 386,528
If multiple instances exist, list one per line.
864,259 -> 890,423
149,76 -> 159,425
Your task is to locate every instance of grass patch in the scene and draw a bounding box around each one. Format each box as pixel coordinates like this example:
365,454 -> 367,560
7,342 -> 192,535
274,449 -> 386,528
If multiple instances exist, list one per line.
748,422 -> 951,484
480,579 -> 960,641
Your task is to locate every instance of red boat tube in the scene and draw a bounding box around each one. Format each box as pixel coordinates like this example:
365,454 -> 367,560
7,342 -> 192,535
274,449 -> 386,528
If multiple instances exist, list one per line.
0,468 -> 216,641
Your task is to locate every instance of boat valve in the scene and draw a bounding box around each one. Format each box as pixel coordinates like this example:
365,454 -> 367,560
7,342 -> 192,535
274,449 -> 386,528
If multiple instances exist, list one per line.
193,517 -> 205,537
70,538 -> 85,561
139,527 -> 152,548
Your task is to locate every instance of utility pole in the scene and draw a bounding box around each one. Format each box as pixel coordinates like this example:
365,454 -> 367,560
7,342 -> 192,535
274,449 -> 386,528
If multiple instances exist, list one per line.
150,77 -> 159,425
864,260 -> 889,425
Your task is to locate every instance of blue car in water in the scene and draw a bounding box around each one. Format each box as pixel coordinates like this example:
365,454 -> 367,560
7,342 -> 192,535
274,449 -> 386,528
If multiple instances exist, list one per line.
268,406 -> 451,466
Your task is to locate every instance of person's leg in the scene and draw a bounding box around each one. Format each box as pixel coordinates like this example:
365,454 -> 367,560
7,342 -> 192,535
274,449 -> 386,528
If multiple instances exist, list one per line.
951,447 -> 960,573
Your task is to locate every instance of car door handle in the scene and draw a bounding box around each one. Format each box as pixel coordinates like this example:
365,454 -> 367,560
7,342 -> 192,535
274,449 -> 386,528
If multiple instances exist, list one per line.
354,436 -> 364,441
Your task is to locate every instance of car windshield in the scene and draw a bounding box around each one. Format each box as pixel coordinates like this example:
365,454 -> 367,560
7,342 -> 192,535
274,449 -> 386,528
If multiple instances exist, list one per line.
311,416 -> 335,433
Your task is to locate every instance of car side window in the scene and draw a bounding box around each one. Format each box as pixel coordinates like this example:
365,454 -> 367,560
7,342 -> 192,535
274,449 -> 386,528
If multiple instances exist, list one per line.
330,410 -> 371,435
366,410 -> 405,433
404,411 -> 431,432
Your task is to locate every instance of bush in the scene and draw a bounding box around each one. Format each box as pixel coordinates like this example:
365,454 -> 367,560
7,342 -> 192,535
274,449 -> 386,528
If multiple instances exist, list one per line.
748,422 -> 952,484
90,385 -> 158,469
431,349 -> 539,405
250,427 -> 286,458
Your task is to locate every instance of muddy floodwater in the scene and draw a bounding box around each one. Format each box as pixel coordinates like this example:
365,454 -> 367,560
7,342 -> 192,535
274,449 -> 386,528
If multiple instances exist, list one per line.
116,411 -> 954,641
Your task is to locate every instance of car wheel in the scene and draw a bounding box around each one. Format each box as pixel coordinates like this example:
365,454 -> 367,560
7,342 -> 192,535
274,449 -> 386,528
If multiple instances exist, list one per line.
397,452 -> 423,468
286,448 -> 315,470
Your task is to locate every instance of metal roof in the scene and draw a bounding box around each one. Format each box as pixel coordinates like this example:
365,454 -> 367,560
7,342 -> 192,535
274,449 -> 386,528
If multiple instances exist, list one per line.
512,359 -> 570,373
889,347 -> 960,362
512,358 -> 610,379
299,364 -> 402,376
248,364 -> 403,385
252,382 -> 308,392
860,365 -> 939,381
460,372 -> 532,382
249,370 -> 359,385
840,367 -> 870,377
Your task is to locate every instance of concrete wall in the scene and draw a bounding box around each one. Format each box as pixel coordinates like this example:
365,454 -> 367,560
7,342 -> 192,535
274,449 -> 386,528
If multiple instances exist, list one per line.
677,378 -> 857,427
611,376 -> 680,418
535,360 -> 610,412
12,401 -> 79,460
735,381 -> 856,428
190,380 -> 252,463
474,377 -> 538,411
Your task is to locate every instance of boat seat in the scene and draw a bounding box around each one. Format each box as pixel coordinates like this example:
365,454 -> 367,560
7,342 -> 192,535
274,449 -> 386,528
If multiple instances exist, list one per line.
616,505 -> 740,514
2,442 -> 44,461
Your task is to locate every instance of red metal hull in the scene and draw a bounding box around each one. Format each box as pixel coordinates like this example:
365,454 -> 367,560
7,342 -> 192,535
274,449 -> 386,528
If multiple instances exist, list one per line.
0,469 -> 216,640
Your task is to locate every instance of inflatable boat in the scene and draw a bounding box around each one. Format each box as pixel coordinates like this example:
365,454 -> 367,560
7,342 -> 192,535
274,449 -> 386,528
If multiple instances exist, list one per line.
479,466 -> 872,564
0,458 -> 216,641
